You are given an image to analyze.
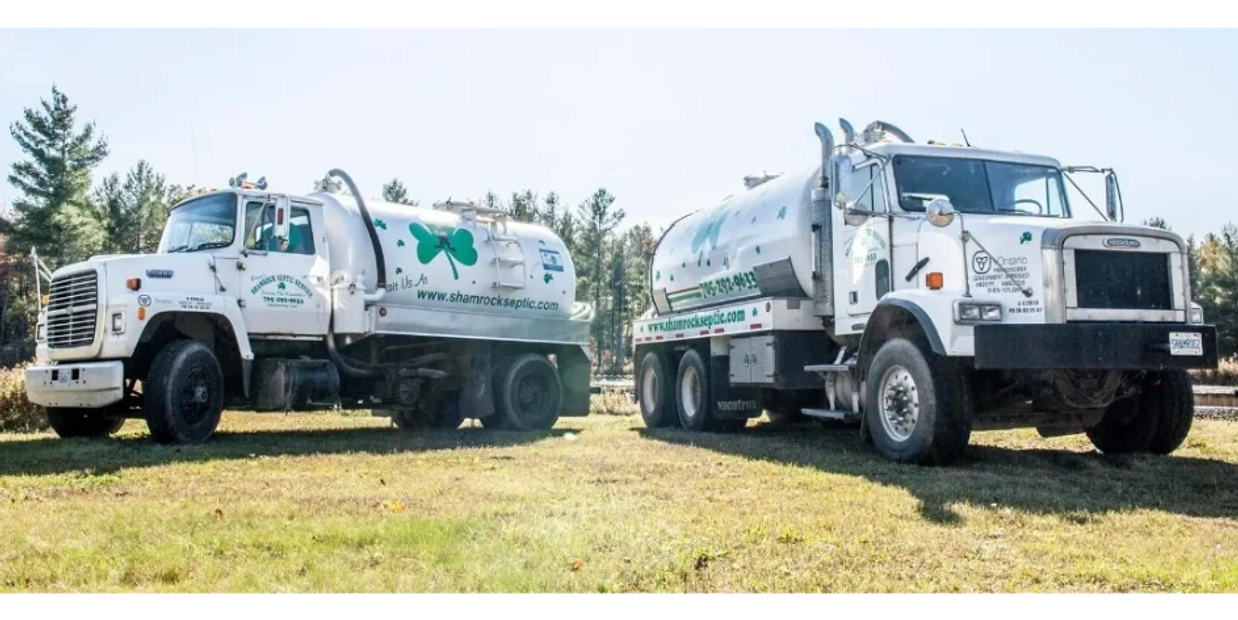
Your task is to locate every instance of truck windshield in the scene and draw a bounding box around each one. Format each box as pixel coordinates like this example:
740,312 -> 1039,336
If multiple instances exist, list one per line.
159,193 -> 238,253
893,155 -> 1070,218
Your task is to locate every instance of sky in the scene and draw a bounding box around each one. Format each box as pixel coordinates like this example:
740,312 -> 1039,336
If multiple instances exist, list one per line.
1,29 -> 1236,239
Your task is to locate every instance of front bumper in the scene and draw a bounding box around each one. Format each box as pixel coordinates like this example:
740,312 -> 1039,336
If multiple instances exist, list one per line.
25,361 -> 125,409
974,323 -> 1219,370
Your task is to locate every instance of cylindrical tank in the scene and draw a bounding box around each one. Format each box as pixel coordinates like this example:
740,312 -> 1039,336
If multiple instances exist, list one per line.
314,192 -> 578,323
650,163 -> 820,313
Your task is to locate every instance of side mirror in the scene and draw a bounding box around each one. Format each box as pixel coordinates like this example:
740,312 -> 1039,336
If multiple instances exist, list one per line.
272,196 -> 292,245
1104,172 -> 1122,222
926,198 -> 956,228
835,192 -> 869,226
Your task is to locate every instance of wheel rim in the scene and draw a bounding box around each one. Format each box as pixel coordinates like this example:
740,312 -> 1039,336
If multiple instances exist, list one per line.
179,365 -> 213,425
515,369 -> 552,422
641,365 -> 660,414
680,366 -> 701,420
879,364 -> 919,442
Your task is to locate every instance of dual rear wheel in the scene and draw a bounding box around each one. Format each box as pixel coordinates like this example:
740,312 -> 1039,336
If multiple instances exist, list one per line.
637,349 -> 744,433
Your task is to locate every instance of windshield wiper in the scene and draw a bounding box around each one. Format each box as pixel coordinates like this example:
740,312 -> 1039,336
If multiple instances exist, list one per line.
185,241 -> 232,253
166,241 -> 231,254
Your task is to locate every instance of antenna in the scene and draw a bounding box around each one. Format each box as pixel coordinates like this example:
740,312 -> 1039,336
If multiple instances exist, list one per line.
960,128 -> 972,147
191,122 -> 200,186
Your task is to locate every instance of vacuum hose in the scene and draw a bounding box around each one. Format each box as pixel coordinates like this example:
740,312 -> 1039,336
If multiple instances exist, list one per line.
327,168 -> 387,292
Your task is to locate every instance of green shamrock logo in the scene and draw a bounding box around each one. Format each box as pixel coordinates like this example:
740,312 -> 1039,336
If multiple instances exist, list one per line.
374,219 -> 387,230
410,223 -> 478,280
777,206 -> 787,220
691,204 -> 728,255
543,273 -> 553,284
397,239 -> 406,247
396,267 -> 403,275
1020,231 -> 1032,245
278,282 -> 286,291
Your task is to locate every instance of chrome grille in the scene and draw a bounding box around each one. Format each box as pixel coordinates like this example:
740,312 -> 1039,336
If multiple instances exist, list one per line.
46,270 -> 99,349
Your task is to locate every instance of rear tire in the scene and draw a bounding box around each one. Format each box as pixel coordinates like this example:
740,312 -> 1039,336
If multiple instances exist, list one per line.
144,340 -> 225,445
675,349 -> 743,433
1088,370 -> 1194,455
637,350 -> 678,428
46,406 -> 125,438
493,353 -> 562,431
864,337 -> 971,465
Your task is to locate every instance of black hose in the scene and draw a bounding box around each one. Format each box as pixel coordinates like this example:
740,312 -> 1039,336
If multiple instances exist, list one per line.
325,323 -> 374,378
328,168 -> 387,291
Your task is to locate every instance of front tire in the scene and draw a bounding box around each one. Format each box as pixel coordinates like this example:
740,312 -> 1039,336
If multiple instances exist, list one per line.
637,350 -> 677,428
46,406 -> 125,438
144,340 -> 225,445
493,353 -> 562,431
864,338 -> 971,465
1087,370 -> 1194,455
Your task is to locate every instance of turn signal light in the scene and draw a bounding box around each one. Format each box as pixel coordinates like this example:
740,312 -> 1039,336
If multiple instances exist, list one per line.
137,307 -> 146,321
41,294 -> 50,306
126,278 -> 142,291
926,272 -> 944,290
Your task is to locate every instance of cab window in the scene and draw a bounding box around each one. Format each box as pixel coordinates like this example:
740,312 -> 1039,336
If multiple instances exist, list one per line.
244,201 -> 316,255
844,163 -> 887,212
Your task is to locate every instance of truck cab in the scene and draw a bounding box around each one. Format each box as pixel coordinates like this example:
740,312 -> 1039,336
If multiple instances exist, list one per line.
26,171 -> 594,443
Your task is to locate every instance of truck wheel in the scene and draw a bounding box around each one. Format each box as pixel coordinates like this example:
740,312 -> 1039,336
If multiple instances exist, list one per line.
675,349 -> 742,433
1087,370 -> 1194,455
864,338 -> 971,465
637,350 -> 677,428
46,406 -> 125,438
144,340 -> 225,445
494,353 -> 562,431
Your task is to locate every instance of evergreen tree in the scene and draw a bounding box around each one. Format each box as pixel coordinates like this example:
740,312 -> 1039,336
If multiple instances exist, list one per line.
575,188 -> 624,369
382,177 -> 417,205
508,190 -> 539,222
2,85 -> 109,266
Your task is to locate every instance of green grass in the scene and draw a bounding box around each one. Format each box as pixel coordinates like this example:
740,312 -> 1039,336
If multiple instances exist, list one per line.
2,410 -> 1237,592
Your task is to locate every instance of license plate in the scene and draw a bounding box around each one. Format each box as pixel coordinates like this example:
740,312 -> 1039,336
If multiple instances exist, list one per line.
1169,332 -> 1203,356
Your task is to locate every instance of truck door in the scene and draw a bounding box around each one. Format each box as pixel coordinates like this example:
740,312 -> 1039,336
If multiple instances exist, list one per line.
839,160 -> 894,320
239,197 -> 331,337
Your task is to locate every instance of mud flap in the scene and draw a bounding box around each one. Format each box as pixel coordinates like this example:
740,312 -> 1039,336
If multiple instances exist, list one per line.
709,354 -> 762,420
458,341 -> 495,421
557,345 -> 591,417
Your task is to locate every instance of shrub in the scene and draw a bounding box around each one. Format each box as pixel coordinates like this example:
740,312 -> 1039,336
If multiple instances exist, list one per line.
591,389 -> 639,416
1191,355 -> 1238,386
0,362 -> 47,433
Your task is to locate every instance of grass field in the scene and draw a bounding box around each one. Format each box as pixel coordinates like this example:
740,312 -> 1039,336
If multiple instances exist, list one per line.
2,406 -> 1237,593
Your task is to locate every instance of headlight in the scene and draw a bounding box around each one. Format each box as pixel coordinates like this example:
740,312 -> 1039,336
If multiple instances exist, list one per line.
956,301 -> 1002,323
1189,303 -> 1204,325
111,312 -> 126,334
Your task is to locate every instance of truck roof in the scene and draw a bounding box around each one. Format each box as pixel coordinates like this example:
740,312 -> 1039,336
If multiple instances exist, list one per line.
864,142 -> 1063,169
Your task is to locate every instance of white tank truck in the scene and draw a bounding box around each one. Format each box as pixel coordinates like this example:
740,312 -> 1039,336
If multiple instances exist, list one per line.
631,119 -> 1219,465
24,170 -> 595,443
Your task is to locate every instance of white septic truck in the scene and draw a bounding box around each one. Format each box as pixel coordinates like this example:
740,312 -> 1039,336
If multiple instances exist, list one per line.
25,170 -> 594,443
632,119 -> 1219,465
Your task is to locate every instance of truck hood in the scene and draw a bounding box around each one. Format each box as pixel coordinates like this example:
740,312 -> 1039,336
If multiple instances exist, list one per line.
53,252 -> 225,297
964,215 -> 1185,251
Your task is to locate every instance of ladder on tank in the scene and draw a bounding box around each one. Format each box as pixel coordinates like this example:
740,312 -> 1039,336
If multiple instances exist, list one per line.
432,200 -> 527,291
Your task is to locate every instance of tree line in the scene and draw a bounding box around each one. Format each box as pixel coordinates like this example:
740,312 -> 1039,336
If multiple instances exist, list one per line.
0,85 -> 654,371
4,85 -> 1238,373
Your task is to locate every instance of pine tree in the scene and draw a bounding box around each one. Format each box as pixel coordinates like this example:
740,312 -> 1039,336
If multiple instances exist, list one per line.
576,188 -> 624,370
382,178 -> 417,205
2,85 -> 109,266
508,190 -> 539,222
92,161 -> 180,254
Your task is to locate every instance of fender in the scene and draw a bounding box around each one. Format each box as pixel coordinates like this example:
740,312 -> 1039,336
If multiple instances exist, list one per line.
102,291 -> 256,393
857,291 -> 960,379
